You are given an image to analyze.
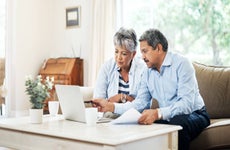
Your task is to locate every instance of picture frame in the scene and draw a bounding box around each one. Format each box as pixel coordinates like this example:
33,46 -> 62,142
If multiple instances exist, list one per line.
66,6 -> 81,28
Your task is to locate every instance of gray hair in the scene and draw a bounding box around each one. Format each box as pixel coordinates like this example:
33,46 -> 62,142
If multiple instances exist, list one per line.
139,29 -> 168,52
113,27 -> 137,52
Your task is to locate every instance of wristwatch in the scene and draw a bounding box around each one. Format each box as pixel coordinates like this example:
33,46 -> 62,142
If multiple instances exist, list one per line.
120,94 -> 127,103
157,108 -> 162,120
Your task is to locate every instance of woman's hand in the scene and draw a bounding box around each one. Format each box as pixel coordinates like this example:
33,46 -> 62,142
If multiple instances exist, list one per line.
108,94 -> 135,103
108,94 -> 121,103
126,95 -> 134,102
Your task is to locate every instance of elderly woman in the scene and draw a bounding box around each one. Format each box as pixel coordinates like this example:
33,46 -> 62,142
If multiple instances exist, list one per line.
93,27 -> 146,107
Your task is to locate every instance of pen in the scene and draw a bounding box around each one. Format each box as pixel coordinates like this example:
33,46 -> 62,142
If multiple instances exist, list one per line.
84,100 -> 93,104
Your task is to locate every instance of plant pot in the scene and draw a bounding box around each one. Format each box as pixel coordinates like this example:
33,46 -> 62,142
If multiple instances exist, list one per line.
29,108 -> 43,124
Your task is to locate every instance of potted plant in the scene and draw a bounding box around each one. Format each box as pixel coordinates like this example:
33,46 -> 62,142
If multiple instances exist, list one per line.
25,75 -> 54,123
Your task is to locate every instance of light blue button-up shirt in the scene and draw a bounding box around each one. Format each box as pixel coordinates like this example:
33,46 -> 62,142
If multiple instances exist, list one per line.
93,57 -> 146,99
114,52 -> 205,121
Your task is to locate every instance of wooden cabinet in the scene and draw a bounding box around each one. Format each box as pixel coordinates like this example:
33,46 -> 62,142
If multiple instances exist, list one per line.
39,57 -> 83,113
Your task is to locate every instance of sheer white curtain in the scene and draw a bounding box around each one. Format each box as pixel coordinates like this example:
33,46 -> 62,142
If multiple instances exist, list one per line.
89,0 -> 116,86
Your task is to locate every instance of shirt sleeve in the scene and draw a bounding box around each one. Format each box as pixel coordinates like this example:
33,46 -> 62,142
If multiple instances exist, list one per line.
93,62 -> 109,99
161,59 -> 199,120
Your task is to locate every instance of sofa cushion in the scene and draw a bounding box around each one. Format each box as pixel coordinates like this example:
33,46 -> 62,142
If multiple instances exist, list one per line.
190,119 -> 230,150
193,62 -> 230,119
208,119 -> 230,129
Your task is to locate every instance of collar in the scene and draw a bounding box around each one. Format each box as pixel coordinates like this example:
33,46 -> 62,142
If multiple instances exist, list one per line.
161,51 -> 172,67
150,51 -> 172,72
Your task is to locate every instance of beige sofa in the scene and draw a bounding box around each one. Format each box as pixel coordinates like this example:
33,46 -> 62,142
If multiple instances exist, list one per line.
189,62 -> 230,150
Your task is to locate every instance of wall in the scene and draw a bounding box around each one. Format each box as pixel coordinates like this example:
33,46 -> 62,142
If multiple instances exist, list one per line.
6,0 -> 93,117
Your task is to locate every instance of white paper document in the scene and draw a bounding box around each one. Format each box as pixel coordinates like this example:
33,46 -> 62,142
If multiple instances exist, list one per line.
110,108 -> 141,124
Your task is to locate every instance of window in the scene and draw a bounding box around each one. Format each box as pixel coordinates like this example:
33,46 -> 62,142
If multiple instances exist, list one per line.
0,0 -> 5,59
0,0 -> 6,116
119,0 -> 230,66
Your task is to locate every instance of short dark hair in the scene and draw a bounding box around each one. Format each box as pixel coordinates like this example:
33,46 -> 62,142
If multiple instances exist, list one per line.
139,29 -> 168,52
113,27 -> 137,52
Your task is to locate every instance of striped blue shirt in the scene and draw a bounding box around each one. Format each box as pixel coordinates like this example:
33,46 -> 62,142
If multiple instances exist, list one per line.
118,74 -> 129,95
114,51 -> 205,121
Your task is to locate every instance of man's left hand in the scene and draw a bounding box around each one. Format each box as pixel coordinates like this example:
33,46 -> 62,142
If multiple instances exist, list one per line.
138,109 -> 158,125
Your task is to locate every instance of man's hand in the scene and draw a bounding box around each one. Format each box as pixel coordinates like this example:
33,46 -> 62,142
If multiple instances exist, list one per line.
92,99 -> 115,112
138,109 -> 158,125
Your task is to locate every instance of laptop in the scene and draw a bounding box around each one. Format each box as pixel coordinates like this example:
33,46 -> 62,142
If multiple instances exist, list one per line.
55,84 -> 112,123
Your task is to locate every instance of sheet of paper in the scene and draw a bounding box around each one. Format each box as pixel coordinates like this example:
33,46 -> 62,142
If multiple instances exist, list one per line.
110,108 -> 141,124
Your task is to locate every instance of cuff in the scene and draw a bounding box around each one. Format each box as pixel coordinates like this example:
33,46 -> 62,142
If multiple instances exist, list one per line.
114,103 -> 125,114
157,108 -> 162,120
160,107 -> 171,121
114,102 -> 133,115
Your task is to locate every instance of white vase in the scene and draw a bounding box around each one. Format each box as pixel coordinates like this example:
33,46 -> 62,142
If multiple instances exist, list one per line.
29,109 -> 43,124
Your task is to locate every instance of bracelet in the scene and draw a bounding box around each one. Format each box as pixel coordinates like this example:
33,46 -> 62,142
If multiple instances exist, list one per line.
120,93 -> 127,103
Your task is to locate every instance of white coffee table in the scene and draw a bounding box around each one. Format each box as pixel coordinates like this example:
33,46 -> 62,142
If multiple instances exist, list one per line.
0,115 -> 182,150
